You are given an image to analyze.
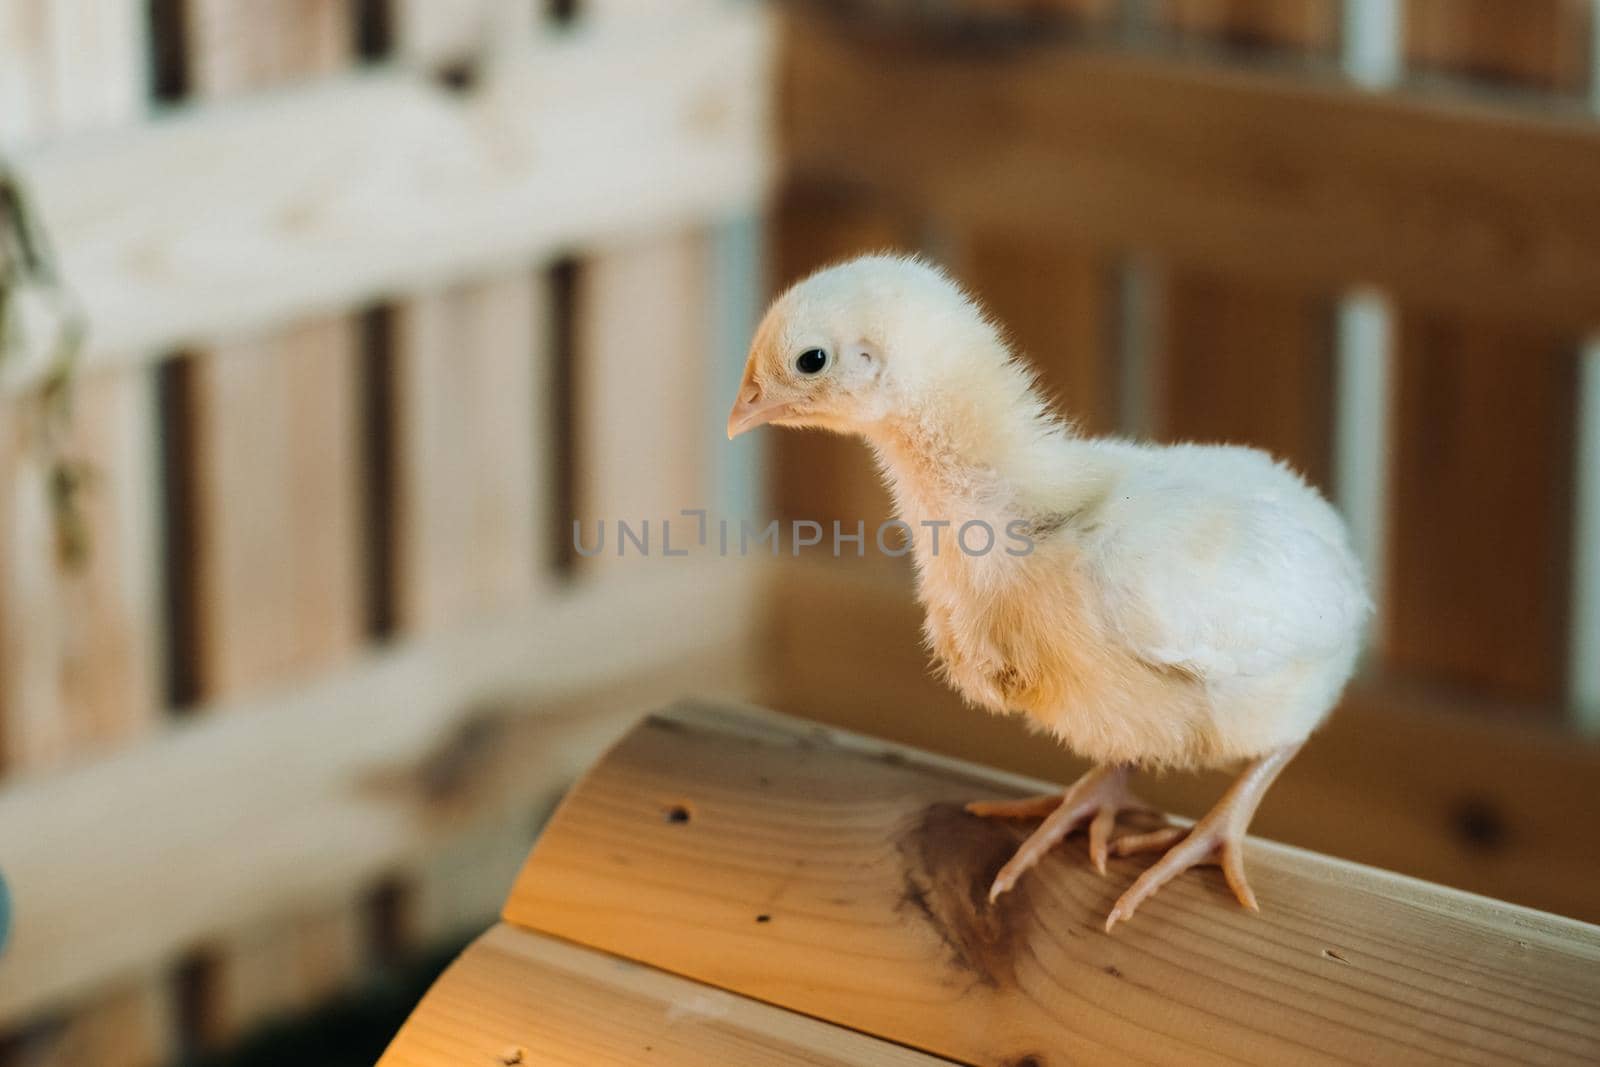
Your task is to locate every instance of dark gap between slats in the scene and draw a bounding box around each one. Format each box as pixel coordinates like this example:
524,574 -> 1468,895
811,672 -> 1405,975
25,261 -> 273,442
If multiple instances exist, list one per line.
358,306 -> 399,642
172,949 -> 224,1060
155,356 -> 204,713
146,0 -> 190,102
353,0 -> 393,62
547,258 -> 580,577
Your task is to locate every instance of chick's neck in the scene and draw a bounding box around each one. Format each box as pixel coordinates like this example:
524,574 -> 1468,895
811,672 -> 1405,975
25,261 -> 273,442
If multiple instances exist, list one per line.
863,360 -> 1099,549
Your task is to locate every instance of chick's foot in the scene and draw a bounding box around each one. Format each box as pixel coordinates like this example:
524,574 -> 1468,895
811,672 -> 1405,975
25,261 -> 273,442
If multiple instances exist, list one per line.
968,764 -> 1154,900
1104,741 -> 1303,932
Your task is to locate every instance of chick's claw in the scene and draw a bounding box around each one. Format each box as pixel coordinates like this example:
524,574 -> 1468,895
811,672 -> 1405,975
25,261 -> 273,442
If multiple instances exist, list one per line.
968,764 -> 1154,900
1104,823 -> 1255,933
1104,741 -> 1301,932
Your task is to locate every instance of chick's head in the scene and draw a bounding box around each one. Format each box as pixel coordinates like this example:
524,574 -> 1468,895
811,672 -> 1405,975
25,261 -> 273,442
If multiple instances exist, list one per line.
727,254 -> 1001,440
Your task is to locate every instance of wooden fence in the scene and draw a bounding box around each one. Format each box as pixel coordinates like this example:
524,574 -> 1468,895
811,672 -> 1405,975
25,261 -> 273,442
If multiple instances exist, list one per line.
1,1 -> 769,1062
2,0 -> 1598,1063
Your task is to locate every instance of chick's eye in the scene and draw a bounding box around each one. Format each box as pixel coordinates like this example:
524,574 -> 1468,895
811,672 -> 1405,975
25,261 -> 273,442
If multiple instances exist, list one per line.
794,348 -> 828,375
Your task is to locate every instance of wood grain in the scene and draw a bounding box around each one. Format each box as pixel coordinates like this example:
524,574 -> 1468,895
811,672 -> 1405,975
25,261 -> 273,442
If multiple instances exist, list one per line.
379,925 -> 954,1066
8,6 -> 774,388
760,557 -> 1600,924
1383,0 -> 1589,707
0,559 -> 767,1029
507,702 -> 1600,1066
781,9 -> 1600,333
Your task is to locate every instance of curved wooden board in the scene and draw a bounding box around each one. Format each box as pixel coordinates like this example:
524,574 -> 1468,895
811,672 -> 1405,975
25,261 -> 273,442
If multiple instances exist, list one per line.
503,702 -> 1600,1066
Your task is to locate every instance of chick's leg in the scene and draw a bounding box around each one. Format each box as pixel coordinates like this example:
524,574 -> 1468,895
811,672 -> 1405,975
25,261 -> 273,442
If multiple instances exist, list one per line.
1104,741 -> 1302,932
968,765 -> 1154,901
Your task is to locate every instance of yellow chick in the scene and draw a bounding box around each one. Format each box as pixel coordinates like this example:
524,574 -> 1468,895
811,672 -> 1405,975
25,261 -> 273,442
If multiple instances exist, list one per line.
728,255 -> 1370,930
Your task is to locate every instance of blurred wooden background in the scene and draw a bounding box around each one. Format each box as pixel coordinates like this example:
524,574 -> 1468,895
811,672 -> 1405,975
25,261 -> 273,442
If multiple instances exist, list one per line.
1,0 -> 1598,1063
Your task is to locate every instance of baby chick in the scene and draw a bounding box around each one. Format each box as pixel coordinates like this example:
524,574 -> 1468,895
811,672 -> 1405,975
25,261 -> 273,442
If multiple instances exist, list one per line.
728,255 -> 1369,930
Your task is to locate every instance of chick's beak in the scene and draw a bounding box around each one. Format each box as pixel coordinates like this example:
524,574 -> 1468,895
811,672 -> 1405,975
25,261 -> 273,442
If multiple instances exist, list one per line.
726,380 -> 796,439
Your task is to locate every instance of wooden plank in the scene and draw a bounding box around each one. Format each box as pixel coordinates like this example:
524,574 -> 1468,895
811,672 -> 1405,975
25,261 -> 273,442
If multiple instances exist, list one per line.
390,0 -> 537,67
390,277 -> 543,630
0,560 -> 767,1029
6,6 -> 774,388
781,9 -> 1600,333
0,374 -> 163,772
174,0 -> 364,1044
954,234 -> 1118,436
384,0 -> 544,951
1157,0 -> 1341,53
182,319 -> 364,697
1147,5 -> 1339,488
0,2 -> 168,1063
1405,0 -> 1593,94
771,184 -> 911,535
760,557 -> 1600,924
508,702 -> 1600,1066
1152,256 -> 1337,489
574,232 -> 714,571
380,925 -> 955,1066
1382,0 -> 1590,707
1384,318 -> 1578,702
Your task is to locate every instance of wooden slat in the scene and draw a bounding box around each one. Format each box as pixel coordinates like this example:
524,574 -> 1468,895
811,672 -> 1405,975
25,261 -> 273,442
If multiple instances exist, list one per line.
0,1 -> 168,1063
390,276 -> 543,630
1405,0 -> 1593,94
182,319 -> 364,697
1148,6 -> 1339,488
781,9 -> 1600,333
0,560 -> 767,1029
174,0 -> 365,1044
1152,256 -> 1336,489
508,702 -> 1600,1066
1382,0 -> 1590,707
380,925 -> 955,1066
955,234 -> 1118,436
574,232 -> 714,571
0,375 -> 162,771
761,557 -> 1600,924
1157,0 -> 1341,53
1384,319 -> 1578,702
771,184 -> 911,534
7,6 -> 774,388
386,0 -> 545,950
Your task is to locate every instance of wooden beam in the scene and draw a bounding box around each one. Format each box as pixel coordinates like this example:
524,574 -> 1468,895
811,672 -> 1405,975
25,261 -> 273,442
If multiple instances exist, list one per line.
0,561 -> 769,1029
508,702 -> 1600,1065
760,557 -> 1600,925
3,5 -> 773,390
782,9 -> 1600,332
379,925 -> 954,1066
